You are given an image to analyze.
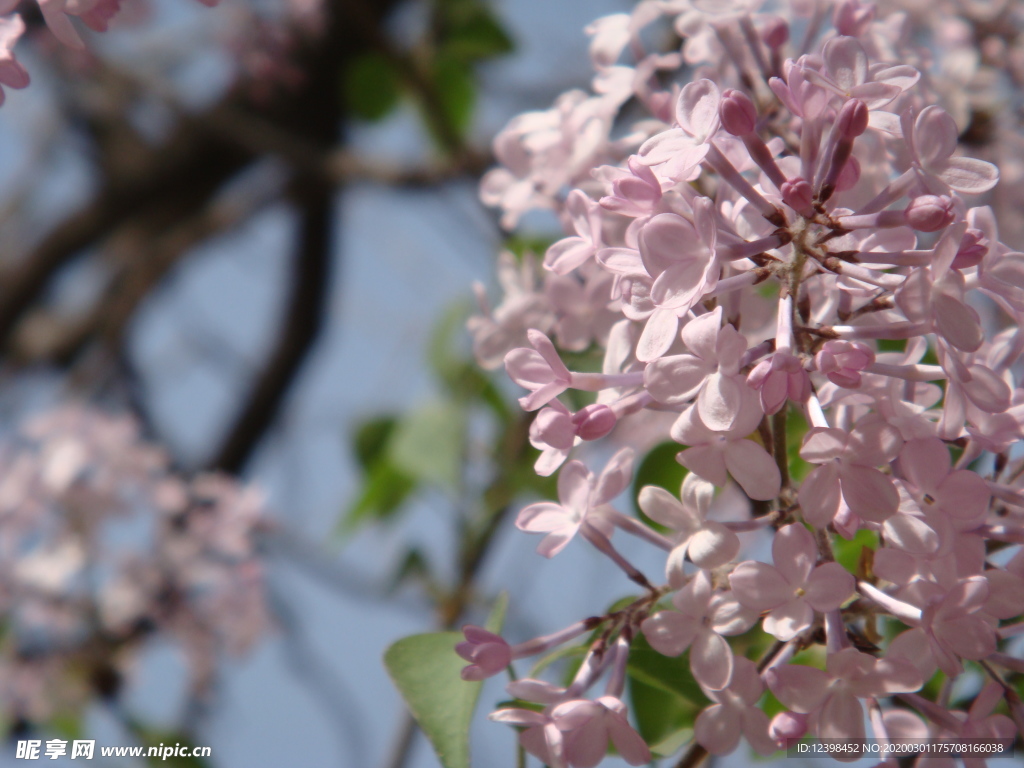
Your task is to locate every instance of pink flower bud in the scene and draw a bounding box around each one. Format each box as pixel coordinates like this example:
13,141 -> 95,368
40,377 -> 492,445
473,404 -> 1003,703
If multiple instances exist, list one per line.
833,0 -> 876,37
769,711 -> 809,744
952,227 -> 989,269
815,340 -> 875,388
530,405 -> 575,450
781,178 -> 814,215
571,403 -> 617,441
456,626 -> 512,681
835,155 -> 860,192
836,98 -> 869,139
761,16 -> 789,49
904,195 -> 956,232
748,352 -> 810,414
719,89 -> 757,136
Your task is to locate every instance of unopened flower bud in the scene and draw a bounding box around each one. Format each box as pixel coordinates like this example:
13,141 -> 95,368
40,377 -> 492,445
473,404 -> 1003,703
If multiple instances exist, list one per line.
748,352 -> 810,414
456,626 -> 511,681
782,178 -> 814,215
833,0 -> 876,37
836,98 -> 869,139
952,227 -> 989,269
816,340 -> 875,388
904,195 -> 955,232
761,16 -> 789,49
530,405 -> 575,450
720,89 -> 757,136
571,403 -> 617,441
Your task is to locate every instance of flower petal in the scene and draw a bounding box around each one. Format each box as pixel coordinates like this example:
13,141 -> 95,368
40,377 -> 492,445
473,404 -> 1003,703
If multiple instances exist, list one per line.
772,523 -> 817,587
724,439 -> 782,500
688,522 -> 740,569
695,704 -> 741,755
763,598 -> 814,641
805,563 -> 855,611
691,629 -> 733,691
729,561 -> 791,610
641,611 -> 699,657
839,464 -> 899,522
765,664 -> 830,713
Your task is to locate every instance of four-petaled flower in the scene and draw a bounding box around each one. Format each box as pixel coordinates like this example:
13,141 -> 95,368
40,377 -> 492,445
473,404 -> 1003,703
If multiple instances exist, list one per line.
729,524 -> 855,641
516,449 -> 633,557
641,570 -> 756,690
638,473 -> 739,582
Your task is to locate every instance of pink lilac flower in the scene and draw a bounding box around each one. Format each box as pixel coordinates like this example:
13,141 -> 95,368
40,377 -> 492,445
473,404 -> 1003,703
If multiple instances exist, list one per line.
470,0 -> 1024,764
798,418 -> 903,527
670,387 -> 781,501
545,191 -> 606,275
871,576 -> 1000,678
516,449 -> 632,558
695,657 -> 778,755
638,473 -> 739,580
729,524 -> 855,641
766,648 -> 923,741
644,306 -> 748,431
641,570 -> 756,690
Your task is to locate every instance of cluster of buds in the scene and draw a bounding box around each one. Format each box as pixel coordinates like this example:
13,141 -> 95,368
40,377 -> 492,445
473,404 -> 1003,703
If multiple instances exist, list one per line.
467,0 -> 1024,765
0,404 -> 270,725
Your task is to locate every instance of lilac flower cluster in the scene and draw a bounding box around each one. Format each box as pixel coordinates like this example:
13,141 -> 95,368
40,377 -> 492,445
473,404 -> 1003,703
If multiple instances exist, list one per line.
0,404 -> 270,724
466,1 -> 1024,765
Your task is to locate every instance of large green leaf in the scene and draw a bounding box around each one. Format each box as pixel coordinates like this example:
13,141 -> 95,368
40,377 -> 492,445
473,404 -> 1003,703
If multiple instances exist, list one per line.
626,634 -> 709,708
629,675 -> 695,756
384,595 -> 507,768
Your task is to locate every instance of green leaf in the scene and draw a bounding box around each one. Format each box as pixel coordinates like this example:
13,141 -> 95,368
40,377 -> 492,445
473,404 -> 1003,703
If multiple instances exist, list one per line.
353,416 -> 399,471
626,634 -> 710,708
443,9 -> 514,61
429,52 -> 475,142
384,596 -> 507,768
389,399 -> 466,490
434,0 -> 514,62
339,460 -> 417,535
632,442 -> 687,531
833,528 -> 878,575
629,675 -> 696,756
344,52 -> 402,122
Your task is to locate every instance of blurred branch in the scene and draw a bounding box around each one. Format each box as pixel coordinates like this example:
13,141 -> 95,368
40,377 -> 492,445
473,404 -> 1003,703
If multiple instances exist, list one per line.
210,173 -> 334,472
